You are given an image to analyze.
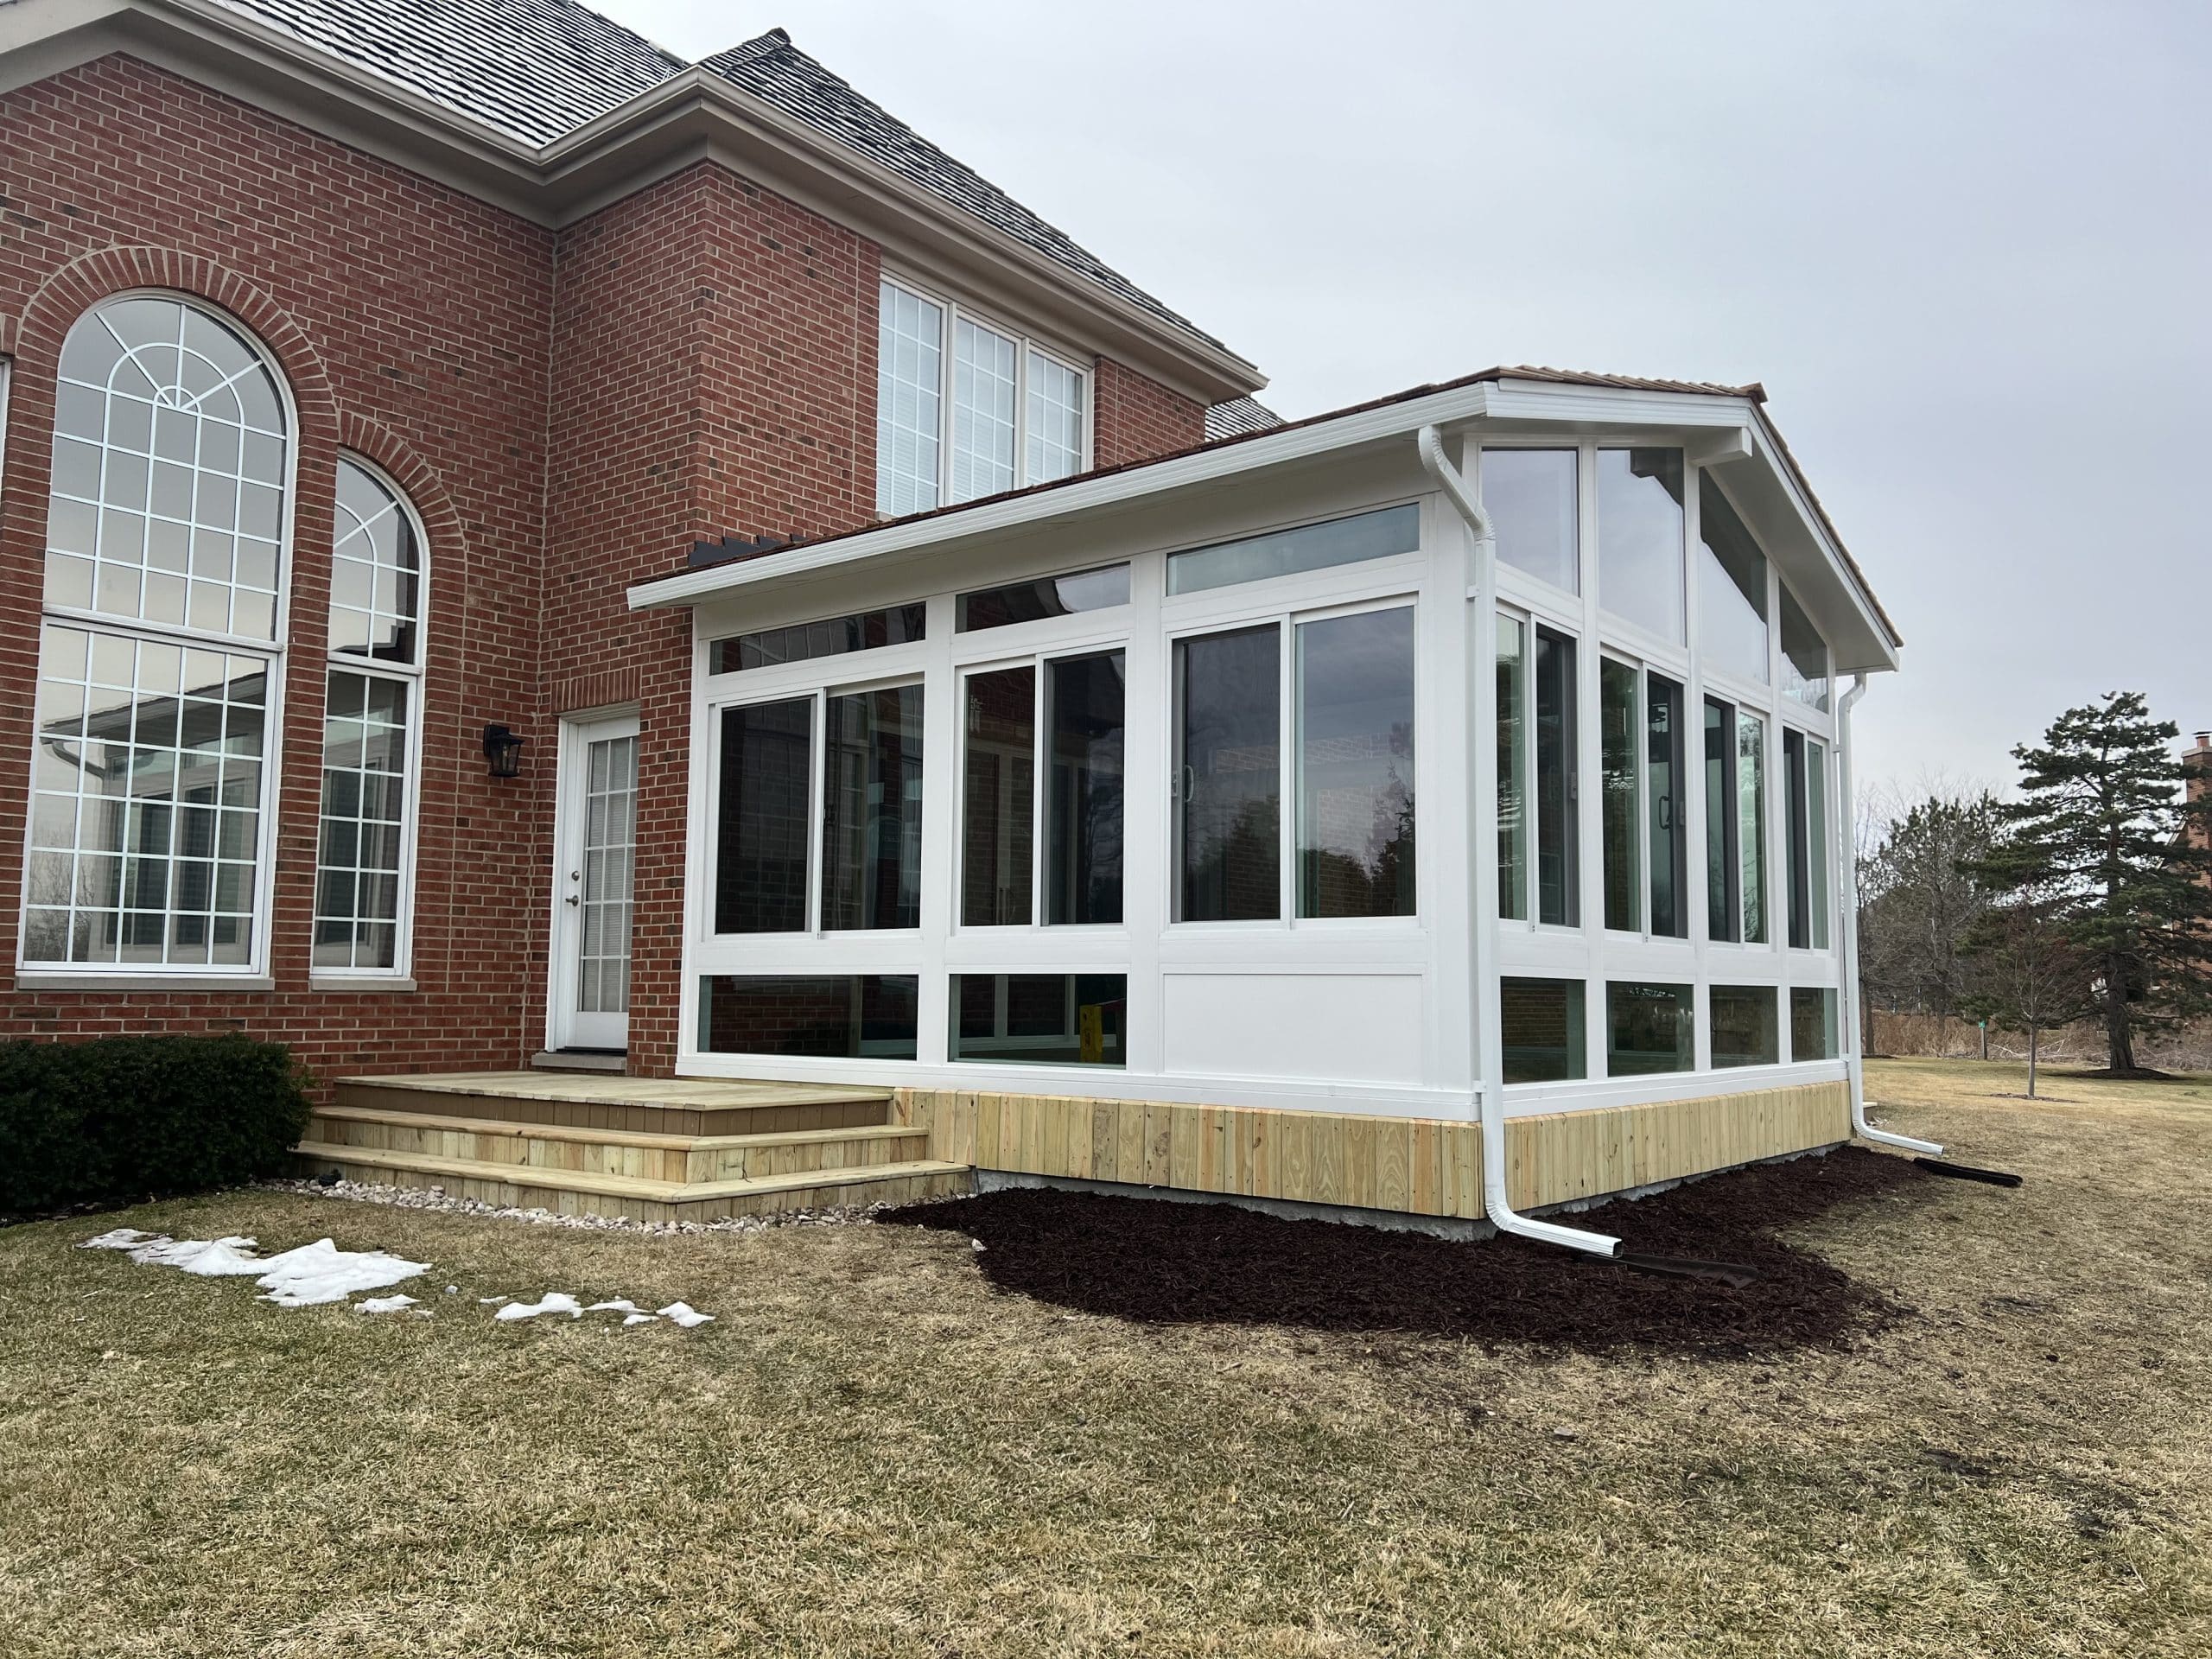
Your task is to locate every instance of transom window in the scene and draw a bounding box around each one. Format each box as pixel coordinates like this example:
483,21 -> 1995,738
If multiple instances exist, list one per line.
875,279 -> 1089,517
26,295 -> 291,972
312,457 -> 426,976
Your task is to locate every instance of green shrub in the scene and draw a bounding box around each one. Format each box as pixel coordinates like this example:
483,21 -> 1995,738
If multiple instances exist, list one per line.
0,1034 -> 312,1217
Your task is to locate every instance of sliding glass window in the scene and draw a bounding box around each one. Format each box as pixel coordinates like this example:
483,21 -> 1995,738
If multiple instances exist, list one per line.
822,686 -> 925,931
1704,698 -> 1767,944
1784,728 -> 1830,950
1296,607 -> 1415,918
1599,658 -> 1640,931
1533,626 -> 1578,926
1496,614 -> 1528,921
1176,626 -> 1280,921
961,667 -> 1034,926
714,699 -> 813,934
1046,653 -> 1126,925
1646,671 -> 1687,937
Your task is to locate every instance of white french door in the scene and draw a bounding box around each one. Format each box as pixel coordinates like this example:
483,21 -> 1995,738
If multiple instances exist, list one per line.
550,714 -> 639,1052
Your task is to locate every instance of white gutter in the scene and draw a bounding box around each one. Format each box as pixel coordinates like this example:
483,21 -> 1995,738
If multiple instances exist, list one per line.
1418,423 -> 1621,1257
1834,672 -> 1944,1156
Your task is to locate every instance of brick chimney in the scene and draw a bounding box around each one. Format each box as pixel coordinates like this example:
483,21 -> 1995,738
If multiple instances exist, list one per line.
2188,730 -> 2212,853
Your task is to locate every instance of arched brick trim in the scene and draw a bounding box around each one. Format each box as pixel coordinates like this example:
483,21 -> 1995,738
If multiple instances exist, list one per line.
335,410 -> 468,557
10,245 -> 340,435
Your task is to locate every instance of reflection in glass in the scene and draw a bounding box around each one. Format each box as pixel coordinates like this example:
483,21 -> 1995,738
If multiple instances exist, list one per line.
1484,449 -> 1578,591
1502,976 -> 1586,1084
1596,448 -> 1685,642
1791,987 -> 1837,1060
1177,626 -> 1280,920
1497,614 -> 1527,920
958,563 -> 1129,631
330,459 -> 421,665
1780,583 -> 1829,710
1600,658 -> 1640,931
962,667 -> 1034,926
1297,607 -> 1415,918
1534,626 -> 1578,926
823,685 -> 925,931
1698,473 -> 1770,683
1647,671 -> 1686,937
715,698 -> 812,933
1738,709 -> 1767,944
951,974 -> 1126,1066
1711,984 -> 1779,1067
1166,504 -> 1419,596
1606,982 -> 1694,1076
1785,730 -> 1831,950
1705,699 -> 1737,942
710,605 -> 924,674
1047,652 -> 1125,925
698,974 -> 918,1058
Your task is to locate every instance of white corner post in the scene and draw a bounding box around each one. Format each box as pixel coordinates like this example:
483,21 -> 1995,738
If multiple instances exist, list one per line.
1419,424 -> 1620,1255
1834,672 -> 1943,1155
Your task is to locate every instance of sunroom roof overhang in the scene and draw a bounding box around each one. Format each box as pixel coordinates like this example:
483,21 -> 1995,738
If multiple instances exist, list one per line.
627,375 -> 1904,675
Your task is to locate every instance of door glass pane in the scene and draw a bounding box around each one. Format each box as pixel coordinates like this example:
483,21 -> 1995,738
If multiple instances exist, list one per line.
1596,448 -> 1685,643
1297,607 -> 1415,918
1484,449 -> 1578,592
715,699 -> 812,933
1502,976 -> 1586,1083
962,666 -> 1035,926
951,974 -> 1127,1066
1784,729 -> 1810,949
1599,658 -> 1639,931
1738,709 -> 1767,944
1705,699 -> 1737,942
1698,474 -> 1770,684
1646,671 -> 1686,938
1176,625 -> 1280,921
1534,626 -> 1578,926
1606,982 -> 1694,1076
577,734 -> 636,1014
1496,614 -> 1527,920
876,283 -> 942,516
1047,652 -> 1125,925
950,317 -> 1018,503
1807,738 -> 1829,950
1711,984 -> 1779,1067
823,685 -> 925,931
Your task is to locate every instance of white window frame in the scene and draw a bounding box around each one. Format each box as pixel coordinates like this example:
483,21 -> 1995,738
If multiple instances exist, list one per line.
16,292 -> 297,985
877,274 -> 1091,513
310,453 -> 428,985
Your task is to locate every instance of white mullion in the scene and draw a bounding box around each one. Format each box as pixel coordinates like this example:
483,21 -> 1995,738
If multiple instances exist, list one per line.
807,688 -> 828,937
1279,613 -> 1295,925
1031,652 -> 1051,927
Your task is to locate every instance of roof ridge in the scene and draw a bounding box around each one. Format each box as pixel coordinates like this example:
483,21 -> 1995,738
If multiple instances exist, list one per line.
707,26 -> 792,68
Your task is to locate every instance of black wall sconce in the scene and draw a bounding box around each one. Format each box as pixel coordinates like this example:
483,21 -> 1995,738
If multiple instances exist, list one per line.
481,723 -> 525,779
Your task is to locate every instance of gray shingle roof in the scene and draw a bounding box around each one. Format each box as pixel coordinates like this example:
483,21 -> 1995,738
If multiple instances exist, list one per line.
1205,395 -> 1283,440
201,3 -> 1233,356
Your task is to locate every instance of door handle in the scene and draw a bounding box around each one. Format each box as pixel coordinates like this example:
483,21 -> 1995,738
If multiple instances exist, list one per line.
564,895 -> 580,907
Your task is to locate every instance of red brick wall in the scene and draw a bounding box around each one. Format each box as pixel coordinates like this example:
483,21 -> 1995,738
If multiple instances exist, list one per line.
0,56 -> 554,1077
0,54 -> 1226,1084
1092,356 -> 1207,468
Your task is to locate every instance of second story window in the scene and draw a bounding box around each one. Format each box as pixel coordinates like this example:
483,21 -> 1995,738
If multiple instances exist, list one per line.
875,278 -> 1089,517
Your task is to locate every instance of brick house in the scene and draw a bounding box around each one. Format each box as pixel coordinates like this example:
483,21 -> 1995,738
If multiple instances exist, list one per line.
0,0 -> 1913,1244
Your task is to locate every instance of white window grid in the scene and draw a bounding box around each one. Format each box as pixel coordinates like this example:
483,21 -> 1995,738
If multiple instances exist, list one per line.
877,276 -> 1090,516
310,455 -> 426,978
21,294 -> 296,978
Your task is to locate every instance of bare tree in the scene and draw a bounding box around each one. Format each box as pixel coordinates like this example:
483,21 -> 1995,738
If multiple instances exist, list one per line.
1856,789 -> 2000,1056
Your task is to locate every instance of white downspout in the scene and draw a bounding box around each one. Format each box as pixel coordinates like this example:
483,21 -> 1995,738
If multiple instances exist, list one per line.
1834,672 -> 1943,1156
1419,424 -> 1621,1256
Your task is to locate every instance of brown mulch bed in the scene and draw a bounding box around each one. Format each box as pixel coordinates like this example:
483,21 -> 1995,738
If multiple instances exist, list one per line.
882,1147 -> 1932,1356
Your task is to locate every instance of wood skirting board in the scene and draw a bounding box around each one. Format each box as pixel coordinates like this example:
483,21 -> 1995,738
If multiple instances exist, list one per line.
893,1081 -> 1850,1219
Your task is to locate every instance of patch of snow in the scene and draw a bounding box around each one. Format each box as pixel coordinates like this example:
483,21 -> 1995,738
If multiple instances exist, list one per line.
622,1313 -> 658,1325
80,1228 -> 160,1250
136,1236 -> 270,1276
657,1301 -> 714,1328
253,1239 -> 430,1308
585,1299 -> 640,1314
356,1294 -> 419,1314
494,1293 -> 584,1322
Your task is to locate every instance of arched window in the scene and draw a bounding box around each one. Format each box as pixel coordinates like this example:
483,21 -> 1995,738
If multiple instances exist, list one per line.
25,296 -> 292,972
312,456 -> 425,976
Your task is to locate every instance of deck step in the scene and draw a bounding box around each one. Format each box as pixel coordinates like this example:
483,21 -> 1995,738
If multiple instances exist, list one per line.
292,1141 -> 972,1223
334,1075 -> 893,1138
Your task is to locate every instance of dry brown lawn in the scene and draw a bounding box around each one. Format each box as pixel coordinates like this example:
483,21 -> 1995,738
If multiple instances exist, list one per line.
3,1058 -> 2209,1658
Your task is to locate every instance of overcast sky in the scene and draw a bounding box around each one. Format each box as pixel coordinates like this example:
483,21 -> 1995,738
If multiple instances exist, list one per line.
602,0 -> 2209,798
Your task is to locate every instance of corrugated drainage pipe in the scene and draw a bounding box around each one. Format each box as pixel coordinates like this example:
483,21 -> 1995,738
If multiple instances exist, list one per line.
1418,423 -> 1620,1256
1834,672 -> 1944,1157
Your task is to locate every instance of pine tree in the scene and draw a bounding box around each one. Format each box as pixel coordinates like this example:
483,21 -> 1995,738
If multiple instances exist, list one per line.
1991,692 -> 2212,1075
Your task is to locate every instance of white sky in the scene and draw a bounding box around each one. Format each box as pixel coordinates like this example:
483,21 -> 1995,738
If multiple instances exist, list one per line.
600,0 -> 2210,795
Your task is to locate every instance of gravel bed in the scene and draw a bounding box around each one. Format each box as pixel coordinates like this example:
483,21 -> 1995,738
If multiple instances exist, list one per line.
261,1176 -> 947,1236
